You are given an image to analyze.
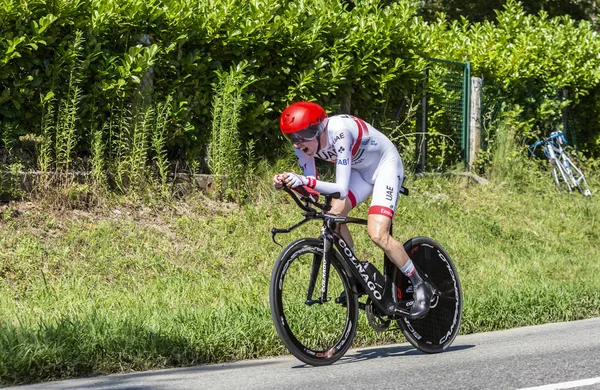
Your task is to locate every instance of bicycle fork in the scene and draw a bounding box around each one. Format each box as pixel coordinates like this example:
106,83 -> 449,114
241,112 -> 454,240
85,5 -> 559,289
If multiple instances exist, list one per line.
305,235 -> 334,306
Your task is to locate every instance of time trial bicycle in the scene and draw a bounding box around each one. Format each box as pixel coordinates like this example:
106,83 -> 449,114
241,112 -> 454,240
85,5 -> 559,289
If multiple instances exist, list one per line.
269,186 -> 463,366
529,130 -> 591,197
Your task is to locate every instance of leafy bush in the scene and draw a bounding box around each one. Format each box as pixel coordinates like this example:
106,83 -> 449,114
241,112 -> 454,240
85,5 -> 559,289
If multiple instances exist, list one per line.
420,0 -> 600,153
0,0 -> 426,167
1,0 -> 600,182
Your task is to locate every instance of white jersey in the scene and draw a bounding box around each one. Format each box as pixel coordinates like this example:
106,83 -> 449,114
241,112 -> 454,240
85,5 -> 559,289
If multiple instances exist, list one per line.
295,114 -> 404,218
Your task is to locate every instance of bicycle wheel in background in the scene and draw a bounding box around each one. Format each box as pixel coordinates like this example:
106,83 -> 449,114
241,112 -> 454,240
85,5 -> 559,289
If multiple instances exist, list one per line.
270,238 -> 358,366
566,159 -> 592,197
551,160 -> 573,194
395,237 -> 462,353
576,177 -> 592,197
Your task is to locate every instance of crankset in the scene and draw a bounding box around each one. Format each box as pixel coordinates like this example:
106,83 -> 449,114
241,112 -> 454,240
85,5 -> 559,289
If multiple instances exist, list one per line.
365,298 -> 392,332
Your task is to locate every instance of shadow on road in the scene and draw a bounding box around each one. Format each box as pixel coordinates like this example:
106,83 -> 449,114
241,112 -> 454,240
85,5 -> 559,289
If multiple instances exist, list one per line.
291,343 -> 476,369
350,344 -> 475,361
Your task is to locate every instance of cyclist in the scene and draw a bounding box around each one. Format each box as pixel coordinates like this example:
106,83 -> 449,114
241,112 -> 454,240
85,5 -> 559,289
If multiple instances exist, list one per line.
273,101 -> 433,318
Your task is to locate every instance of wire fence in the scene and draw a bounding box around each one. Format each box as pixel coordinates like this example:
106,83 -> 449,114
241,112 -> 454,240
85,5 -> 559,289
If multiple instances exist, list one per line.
416,59 -> 471,172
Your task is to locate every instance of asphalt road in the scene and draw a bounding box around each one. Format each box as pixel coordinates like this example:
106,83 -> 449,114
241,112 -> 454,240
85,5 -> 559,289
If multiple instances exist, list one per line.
9,317 -> 600,390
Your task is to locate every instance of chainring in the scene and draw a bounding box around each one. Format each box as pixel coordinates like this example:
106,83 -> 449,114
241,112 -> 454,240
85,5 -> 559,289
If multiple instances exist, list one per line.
365,298 -> 391,332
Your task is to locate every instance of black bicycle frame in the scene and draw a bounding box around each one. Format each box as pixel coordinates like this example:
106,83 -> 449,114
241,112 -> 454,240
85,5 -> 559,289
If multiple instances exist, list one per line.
272,187 -> 414,317
314,216 -> 413,317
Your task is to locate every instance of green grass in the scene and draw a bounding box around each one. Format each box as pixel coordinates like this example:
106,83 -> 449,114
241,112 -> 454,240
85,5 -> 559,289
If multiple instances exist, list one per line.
0,172 -> 599,385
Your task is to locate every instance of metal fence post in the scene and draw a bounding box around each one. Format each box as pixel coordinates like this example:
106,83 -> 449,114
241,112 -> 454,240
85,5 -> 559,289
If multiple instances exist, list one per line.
416,69 -> 429,172
462,62 -> 471,169
421,58 -> 474,171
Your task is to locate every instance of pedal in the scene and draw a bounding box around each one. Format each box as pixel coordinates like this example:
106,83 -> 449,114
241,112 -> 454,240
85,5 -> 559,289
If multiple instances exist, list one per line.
335,291 -> 347,306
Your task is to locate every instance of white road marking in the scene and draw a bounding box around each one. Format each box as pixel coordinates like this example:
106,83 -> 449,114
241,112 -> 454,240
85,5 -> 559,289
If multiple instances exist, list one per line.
518,377 -> 600,390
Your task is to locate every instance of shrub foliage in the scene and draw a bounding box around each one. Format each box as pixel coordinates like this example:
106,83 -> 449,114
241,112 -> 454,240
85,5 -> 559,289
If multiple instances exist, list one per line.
0,0 -> 600,176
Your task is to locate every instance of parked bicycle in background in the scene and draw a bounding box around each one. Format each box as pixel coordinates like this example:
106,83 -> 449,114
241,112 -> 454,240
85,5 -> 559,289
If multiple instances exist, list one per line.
529,130 -> 591,197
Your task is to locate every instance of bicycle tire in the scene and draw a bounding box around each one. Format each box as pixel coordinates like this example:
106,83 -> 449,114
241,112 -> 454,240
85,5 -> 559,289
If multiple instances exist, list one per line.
270,238 -> 358,366
566,158 -> 592,197
551,160 -> 572,194
576,178 -> 592,197
395,237 -> 462,353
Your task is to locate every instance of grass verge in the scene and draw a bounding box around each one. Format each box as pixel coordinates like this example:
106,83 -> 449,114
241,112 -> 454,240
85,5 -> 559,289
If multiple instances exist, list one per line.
0,172 -> 599,385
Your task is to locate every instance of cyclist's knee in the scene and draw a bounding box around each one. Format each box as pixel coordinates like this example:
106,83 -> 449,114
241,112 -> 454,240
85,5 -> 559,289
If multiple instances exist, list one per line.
367,224 -> 391,248
367,214 -> 393,246
330,197 -> 352,215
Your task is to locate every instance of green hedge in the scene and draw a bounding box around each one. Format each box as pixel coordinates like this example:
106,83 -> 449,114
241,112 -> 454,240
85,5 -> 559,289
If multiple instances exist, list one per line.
0,0 -> 425,166
420,0 -> 600,153
1,0 -> 600,169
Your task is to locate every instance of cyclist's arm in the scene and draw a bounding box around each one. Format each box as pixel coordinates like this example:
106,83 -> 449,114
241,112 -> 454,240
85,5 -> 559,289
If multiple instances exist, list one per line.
300,128 -> 353,199
295,148 -> 318,178
293,149 -> 320,198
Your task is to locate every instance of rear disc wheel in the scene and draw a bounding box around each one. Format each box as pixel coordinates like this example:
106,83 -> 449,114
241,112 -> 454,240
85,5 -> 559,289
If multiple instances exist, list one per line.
395,237 -> 462,353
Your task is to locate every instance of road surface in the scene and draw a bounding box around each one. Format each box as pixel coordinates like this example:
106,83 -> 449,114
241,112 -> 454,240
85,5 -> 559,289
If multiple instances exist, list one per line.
9,317 -> 600,390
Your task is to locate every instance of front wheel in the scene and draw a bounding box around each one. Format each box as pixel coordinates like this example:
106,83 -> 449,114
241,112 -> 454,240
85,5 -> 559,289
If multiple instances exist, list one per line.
270,238 -> 358,366
395,237 -> 463,353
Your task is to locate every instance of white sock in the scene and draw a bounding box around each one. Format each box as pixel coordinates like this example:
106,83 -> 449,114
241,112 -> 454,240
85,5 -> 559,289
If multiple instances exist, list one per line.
400,258 -> 416,277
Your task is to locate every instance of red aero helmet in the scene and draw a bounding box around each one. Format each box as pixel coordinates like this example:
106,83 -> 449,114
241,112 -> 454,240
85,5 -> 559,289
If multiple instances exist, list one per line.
280,102 -> 328,143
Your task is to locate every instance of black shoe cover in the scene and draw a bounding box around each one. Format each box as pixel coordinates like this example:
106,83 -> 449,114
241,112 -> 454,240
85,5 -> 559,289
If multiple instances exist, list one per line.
410,280 -> 433,319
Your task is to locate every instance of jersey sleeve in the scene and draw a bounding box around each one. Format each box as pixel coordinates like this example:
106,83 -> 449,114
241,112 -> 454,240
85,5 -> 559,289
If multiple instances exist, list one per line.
306,127 -> 353,199
294,148 -> 320,198
295,148 -> 317,178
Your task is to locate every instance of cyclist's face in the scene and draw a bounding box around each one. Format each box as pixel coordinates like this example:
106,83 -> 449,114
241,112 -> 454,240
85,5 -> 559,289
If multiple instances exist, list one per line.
293,138 -> 319,156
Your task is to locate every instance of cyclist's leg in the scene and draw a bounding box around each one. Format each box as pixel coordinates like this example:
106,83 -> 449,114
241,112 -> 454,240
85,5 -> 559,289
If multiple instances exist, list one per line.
365,157 -> 407,267
330,169 -> 373,250
366,157 -> 433,318
329,198 -> 353,247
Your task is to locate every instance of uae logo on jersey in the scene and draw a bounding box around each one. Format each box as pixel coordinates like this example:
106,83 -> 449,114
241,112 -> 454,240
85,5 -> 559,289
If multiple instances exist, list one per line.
317,150 -> 337,161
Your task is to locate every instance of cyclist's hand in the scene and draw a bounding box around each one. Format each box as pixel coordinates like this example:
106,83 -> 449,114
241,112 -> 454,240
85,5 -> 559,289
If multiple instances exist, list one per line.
273,173 -> 286,190
283,172 -> 308,188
